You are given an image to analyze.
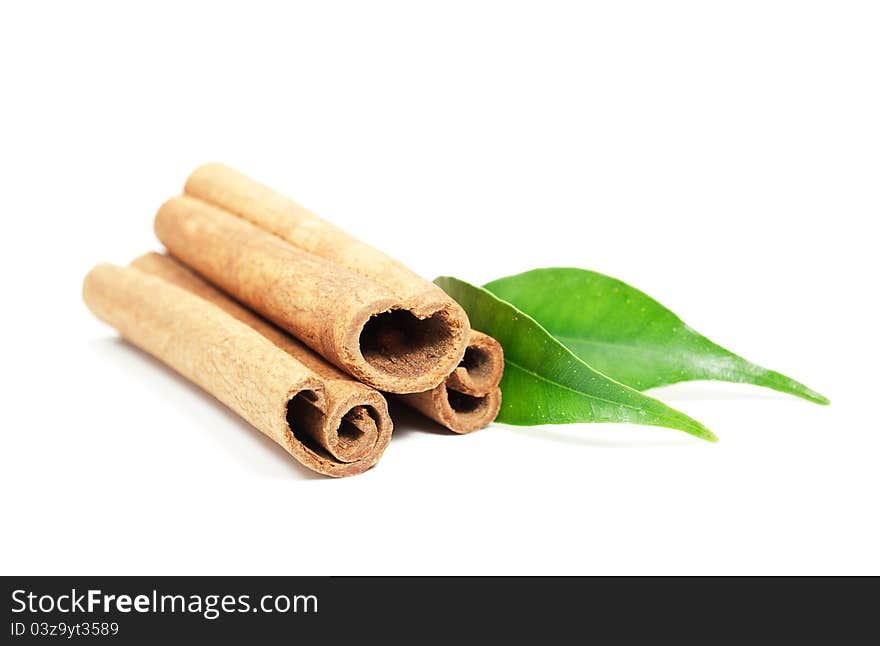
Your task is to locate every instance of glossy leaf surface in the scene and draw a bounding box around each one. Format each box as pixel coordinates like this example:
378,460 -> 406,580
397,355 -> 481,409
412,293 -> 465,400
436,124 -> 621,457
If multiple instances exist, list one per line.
435,276 -> 717,442
484,268 -> 828,405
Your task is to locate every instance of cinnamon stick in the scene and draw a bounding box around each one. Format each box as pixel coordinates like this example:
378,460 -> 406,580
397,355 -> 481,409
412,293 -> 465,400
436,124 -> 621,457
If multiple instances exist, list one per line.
155,194 -> 468,394
83,262 -> 392,477
398,331 -> 504,434
444,331 -> 505,397
185,163 -> 463,319
131,252 -> 393,464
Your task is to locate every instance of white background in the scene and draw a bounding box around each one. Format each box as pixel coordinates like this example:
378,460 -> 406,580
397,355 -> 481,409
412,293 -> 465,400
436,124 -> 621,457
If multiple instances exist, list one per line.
2,1 -> 877,575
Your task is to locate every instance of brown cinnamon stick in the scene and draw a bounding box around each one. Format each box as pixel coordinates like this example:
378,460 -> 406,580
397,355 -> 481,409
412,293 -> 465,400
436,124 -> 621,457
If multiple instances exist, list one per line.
185,163 -> 463,317
155,194 -> 468,394
398,331 -> 504,434
83,262 -> 391,477
444,331 -> 505,397
399,385 -> 502,435
131,252 -> 393,464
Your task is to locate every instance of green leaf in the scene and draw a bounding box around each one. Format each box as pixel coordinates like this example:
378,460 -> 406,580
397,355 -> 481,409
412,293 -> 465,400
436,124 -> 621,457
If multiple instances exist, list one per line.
484,268 -> 828,405
434,276 -> 718,442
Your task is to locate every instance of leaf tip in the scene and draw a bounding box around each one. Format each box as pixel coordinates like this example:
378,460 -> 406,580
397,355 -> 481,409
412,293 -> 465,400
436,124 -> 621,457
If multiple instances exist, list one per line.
809,392 -> 830,406
661,406 -> 719,443
702,429 -> 720,443
668,413 -> 718,443
684,421 -> 719,443
787,381 -> 830,406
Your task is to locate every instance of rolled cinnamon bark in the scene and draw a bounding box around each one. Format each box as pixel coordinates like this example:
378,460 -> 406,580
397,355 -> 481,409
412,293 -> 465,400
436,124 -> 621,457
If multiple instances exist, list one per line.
131,252 -> 393,465
444,331 -> 504,397
83,262 -> 391,477
399,385 -> 502,435
398,331 -> 504,434
154,195 -> 467,394
185,163 -> 466,318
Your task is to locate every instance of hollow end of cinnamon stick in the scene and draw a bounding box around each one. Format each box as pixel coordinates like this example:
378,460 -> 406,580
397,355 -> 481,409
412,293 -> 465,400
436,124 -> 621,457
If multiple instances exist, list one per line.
286,392 -> 390,467
355,305 -> 468,392
398,384 -> 502,435
445,331 -> 504,397
280,386 -> 392,476
393,329 -> 503,433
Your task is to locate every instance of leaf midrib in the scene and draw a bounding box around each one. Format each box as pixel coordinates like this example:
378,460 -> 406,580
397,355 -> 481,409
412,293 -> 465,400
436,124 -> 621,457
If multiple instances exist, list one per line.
506,357 -> 670,417
553,332 -> 715,358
